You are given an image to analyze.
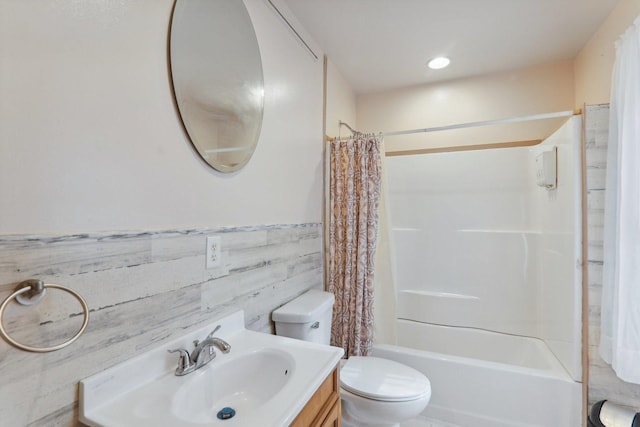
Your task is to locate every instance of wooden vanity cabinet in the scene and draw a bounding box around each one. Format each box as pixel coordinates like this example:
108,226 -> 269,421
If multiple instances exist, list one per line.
290,366 -> 341,427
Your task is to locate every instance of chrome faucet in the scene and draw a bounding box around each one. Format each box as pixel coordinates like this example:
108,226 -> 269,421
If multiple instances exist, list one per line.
167,325 -> 231,376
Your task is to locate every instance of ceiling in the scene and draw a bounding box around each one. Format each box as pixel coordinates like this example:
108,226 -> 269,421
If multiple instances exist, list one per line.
282,0 -> 621,94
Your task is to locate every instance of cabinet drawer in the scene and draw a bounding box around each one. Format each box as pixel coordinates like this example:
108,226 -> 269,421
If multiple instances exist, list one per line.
290,366 -> 340,427
318,399 -> 341,427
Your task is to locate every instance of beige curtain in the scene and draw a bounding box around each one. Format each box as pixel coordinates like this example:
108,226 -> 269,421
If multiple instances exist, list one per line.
328,136 -> 382,357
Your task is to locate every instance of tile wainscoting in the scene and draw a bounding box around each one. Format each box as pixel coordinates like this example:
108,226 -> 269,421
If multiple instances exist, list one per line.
0,224 -> 322,426
585,105 -> 640,408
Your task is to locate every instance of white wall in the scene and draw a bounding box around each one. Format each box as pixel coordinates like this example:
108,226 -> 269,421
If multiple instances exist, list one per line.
325,59 -> 357,138
0,0 -> 324,235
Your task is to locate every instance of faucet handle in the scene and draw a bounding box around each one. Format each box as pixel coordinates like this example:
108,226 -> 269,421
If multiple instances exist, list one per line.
206,325 -> 222,339
205,325 -> 231,354
167,348 -> 194,375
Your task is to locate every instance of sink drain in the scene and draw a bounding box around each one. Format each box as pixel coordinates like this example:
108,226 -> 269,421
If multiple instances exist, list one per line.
217,407 -> 236,420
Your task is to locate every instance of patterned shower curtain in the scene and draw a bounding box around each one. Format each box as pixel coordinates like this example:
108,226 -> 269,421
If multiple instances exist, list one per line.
328,135 -> 382,357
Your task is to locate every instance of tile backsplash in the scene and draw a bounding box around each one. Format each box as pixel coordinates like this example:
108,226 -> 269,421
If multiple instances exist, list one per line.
0,224 -> 322,426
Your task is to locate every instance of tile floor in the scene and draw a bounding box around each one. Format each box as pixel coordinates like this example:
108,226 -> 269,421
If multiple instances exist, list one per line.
402,416 -> 461,427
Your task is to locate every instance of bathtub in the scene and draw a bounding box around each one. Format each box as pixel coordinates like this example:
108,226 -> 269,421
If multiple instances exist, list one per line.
371,319 -> 582,427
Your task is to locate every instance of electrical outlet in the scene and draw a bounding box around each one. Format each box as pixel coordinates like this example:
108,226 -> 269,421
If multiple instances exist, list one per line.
206,236 -> 222,269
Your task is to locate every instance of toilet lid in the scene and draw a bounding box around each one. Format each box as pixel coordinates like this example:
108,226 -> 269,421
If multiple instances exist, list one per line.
340,356 -> 430,402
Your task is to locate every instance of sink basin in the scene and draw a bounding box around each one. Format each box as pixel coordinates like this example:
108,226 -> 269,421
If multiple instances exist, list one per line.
171,349 -> 295,423
79,310 -> 343,427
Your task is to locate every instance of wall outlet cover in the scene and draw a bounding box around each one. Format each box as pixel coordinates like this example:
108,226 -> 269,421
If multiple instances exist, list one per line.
206,236 -> 222,269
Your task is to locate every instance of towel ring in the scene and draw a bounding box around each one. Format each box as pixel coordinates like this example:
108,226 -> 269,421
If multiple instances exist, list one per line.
0,280 -> 89,353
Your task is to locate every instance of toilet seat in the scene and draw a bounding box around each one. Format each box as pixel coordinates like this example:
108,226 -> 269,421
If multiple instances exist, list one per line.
340,356 -> 430,402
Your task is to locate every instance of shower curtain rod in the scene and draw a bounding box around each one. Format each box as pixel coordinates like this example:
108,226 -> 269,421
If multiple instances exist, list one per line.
333,109 -> 580,140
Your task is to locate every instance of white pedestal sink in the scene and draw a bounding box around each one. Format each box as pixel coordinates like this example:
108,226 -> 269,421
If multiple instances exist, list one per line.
79,310 -> 343,427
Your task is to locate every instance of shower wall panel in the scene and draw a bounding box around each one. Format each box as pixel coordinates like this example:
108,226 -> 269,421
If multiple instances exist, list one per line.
530,117 -> 583,381
387,116 -> 582,381
388,147 -> 538,337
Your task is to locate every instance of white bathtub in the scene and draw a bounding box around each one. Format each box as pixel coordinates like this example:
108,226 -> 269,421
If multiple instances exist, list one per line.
371,319 -> 582,427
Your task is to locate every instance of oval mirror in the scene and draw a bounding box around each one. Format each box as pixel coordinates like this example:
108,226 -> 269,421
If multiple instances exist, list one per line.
170,0 -> 264,173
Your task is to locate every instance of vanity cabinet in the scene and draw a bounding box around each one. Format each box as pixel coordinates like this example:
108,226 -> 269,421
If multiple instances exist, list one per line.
290,366 -> 341,427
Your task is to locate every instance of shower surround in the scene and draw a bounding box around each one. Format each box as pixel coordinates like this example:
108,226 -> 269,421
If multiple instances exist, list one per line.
379,117 -> 583,426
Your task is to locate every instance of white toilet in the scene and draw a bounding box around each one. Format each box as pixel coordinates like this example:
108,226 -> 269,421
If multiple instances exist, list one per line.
273,289 -> 431,427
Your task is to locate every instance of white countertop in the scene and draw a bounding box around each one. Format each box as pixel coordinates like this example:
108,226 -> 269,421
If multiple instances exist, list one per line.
79,310 -> 343,427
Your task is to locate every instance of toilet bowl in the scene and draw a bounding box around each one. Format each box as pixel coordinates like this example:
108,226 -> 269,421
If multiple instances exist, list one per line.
340,356 -> 431,427
272,290 -> 431,426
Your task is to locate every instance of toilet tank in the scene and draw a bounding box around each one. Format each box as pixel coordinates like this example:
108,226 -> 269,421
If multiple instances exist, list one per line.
272,290 -> 334,345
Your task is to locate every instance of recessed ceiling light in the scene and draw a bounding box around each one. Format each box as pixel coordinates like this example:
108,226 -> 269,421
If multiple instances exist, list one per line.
427,57 -> 450,70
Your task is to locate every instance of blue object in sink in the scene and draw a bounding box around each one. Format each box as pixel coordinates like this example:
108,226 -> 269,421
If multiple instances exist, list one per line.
217,407 -> 236,420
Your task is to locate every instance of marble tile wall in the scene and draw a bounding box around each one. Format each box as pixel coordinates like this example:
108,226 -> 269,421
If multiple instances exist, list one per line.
585,105 -> 640,408
0,224 -> 323,426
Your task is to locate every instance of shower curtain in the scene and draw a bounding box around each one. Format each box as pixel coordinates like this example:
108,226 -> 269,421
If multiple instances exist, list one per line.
328,135 -> 382,357
600,16 -> 640,384
372,148 -> 398,346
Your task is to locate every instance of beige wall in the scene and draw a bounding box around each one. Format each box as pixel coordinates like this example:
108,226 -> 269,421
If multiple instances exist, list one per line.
348,0 -> 640,147
325,59 -> 357,138
575,0 -> 640,108
0,1 -> 328,424
324,0 -> 640,151
0,0 -> 324,235
343,0 -> 640,137
323,0 -> 640,416
357,60 -> 575,153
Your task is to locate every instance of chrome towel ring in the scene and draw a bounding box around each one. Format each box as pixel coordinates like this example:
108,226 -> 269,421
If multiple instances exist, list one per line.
0,279 -> 89,353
